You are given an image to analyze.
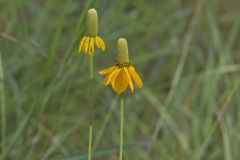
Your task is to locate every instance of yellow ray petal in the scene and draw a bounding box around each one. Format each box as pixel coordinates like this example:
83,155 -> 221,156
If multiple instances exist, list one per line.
84,37 -> 90,53
110,68 -> 121,86
103,73 -> 111,86
89,37 -> 95,55
103,68 -> 118,86
124,67 -> 134,92
99,66 -> 116,75
96,36 -> 106,51
106,68 -> 120,85
113,69 -> 128,94
88,37 -> 92,54
94,37 -> 101,48
78,36 -> 87,53
129,66 -> 143,88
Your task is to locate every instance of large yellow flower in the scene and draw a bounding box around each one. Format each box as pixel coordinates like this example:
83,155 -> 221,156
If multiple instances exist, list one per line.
99,38 -> 142,94
99,63 -> 142,94
78,8 -> 105,55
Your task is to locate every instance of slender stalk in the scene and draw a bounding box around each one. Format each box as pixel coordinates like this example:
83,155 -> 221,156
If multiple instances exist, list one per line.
88,125 -> 93,160
119,94 -> 124,160
0,51 -> 6,152
88,55 -> 94,160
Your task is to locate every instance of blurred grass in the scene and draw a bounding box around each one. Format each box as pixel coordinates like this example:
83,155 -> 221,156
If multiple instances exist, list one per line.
1,0 -> 240,159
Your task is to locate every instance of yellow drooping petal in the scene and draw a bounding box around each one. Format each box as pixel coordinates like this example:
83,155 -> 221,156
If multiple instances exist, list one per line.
88,37 -> 91,54
84,37 -> 90,53
110,68 -> 121,86
103,68 -> 118,86
88,37 -> 92,54
95,37 -> 101,48
124,67 -> 134,92
129,66 -> 143,88
99,66 -> 116,75
105,68 -> 119,85
103,73 -> 112,86
89,37 -> 95,54
113,69 -> 128,94
78,36 -> 87,53
96,36 -> 105,51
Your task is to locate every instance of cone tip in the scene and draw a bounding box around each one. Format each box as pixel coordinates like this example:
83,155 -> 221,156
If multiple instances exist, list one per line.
118,38 -> 127,45
88,8 -> 97,14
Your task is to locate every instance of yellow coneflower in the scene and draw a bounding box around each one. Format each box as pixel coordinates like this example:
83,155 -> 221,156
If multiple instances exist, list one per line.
78,8 -> 105,55
99,38 -> 142,160
77,8 -> 106,160
99,38 -> 142,94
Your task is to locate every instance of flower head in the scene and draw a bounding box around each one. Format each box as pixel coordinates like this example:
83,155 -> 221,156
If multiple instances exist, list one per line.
99,38 -> 142,94
78,8 -> 105,55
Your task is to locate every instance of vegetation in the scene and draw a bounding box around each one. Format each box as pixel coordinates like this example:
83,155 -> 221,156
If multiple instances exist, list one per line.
0,0 -> 240,159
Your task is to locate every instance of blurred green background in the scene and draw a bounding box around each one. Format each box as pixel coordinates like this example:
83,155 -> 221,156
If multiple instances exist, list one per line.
1,0 -> 240,159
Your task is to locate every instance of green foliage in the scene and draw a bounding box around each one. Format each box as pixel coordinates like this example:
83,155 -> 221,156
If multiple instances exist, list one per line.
0,0 -> 240,159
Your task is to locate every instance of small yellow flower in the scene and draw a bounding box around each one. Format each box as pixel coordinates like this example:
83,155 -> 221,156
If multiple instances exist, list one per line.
78,8 -> 105,55
99,38 -> 142,94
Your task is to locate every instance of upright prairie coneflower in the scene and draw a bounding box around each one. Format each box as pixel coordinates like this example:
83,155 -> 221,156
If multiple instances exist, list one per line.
77,8 -> 106,160
78,8 -> 105,55
99,38 -> 142,94
99,38 -> 142,160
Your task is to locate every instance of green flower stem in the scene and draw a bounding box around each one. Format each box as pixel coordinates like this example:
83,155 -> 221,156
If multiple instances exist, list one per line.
119,94 -> 124,160
0,51 -> 6,152
88,125 -> 93,160
88,55 -> 94,160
